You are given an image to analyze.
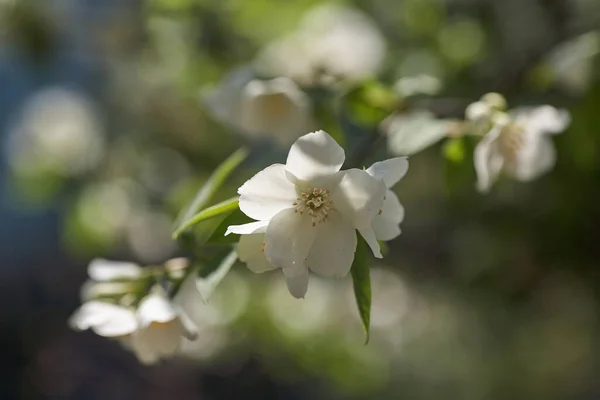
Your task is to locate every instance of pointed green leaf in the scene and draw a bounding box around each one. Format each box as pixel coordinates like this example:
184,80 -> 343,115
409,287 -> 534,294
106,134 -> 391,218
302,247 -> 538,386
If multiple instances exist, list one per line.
173,197 -> 239,239
173,147 -> 248,235
205,207 -> 253,245
351,234 -> 371,344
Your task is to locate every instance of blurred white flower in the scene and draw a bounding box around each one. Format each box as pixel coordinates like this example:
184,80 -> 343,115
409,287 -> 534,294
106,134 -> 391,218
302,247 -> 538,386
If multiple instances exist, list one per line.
366,158 -> 409,241
238,77 -> 314,144
7,87 -> 105,177
203,71 -> 313,145
71,258 -> 199,365
127,289 -> 198,365
227,130 -> 387,298
394,74 -> 442,98
384,111 -> 451,156
474,105 -> 570,192
69,301 -> 138,338
255,4 -> 386,85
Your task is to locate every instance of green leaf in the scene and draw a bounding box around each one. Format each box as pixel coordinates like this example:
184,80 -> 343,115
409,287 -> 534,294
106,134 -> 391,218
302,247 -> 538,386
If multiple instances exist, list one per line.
344,80 -> 399,127
196,247 -> 238,301
173,147 -> 248,235
351,234 -> 371,344
205,207 -> 253,244
173,197 -> 239,239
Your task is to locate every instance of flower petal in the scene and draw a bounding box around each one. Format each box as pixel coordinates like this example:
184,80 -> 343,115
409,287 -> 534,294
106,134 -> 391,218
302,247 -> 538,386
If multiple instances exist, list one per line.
282,263 -> 309,299
474,126 -> 504,193
69,301 -> 138,337
137,292 -> 178,327
225,220 -> 269,236
509,135 -> 557,181
264,208 -> 317,269
330,168 -> 386,229
238,164 -> 298,221
366,157 -> 409,188
237,233 -> 278,273
285,130 -> 345,181
372,190 -> 404,241
87,259 -> 143,281
518,106 -> 570,135
358,225 -> 382,258
305,210 -> 357,278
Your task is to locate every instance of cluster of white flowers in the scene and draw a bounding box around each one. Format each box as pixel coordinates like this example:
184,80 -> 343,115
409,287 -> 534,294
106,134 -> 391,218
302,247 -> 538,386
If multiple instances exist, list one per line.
70,259 -> 199,364
226,130 -> 407,298
466,93 -> 570,192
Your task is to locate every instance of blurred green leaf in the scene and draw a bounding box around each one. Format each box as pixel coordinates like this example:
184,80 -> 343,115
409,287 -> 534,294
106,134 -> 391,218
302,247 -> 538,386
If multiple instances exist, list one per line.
351,234 -> 371,344
173,147 -> 248,235
173,196 -> 239,238
386,111 -> 449,156
344,80 -> 398,127
443,137 -> 466,163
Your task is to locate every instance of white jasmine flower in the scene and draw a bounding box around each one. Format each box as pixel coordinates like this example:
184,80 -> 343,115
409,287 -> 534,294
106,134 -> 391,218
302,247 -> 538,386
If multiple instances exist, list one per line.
227,130 -> 387,298
255,4 -> 386,85
474,105 -> 570,192
127,289 -> 198,365
238,77 -> 314,144
87,259 -> 144,282
384,111 -> 451,156
366,158 -> 408,241
203,71 -> 313,144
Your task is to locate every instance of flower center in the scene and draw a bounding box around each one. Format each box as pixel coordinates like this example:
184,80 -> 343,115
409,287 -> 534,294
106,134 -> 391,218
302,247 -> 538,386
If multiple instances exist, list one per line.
293,188 -> 334,227
499,124 -> 525,162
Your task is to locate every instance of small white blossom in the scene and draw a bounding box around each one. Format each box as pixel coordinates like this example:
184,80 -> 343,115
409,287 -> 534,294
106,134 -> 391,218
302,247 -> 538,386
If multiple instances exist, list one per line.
126,289 -> 198,365
70,259 -> 198,365
474,105 -> 570,192
255,4 -> 386,85
203,72 -> 313,144
238,77 -> 314,144
227,130 -> 388,298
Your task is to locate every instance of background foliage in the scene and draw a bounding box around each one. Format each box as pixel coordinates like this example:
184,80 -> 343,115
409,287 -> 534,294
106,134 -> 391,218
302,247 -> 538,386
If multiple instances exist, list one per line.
1,0 -> 599,399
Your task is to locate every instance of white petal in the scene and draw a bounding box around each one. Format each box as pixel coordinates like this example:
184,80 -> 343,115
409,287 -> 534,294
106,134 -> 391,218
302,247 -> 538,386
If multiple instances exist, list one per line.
87,259 -> 143,281
285,130 -> 345,181
305,210 -> 357,278
237,233 -> 277,273
358,225 -> 382,258
282,263 -> 309,299
519,106 -> 570,135
225,220 -> 269,236
330,168 -> 386,229
264,208 -> 317,269
131,322 -> 182,363
69,301 -> 138,337
474,126 -> 504,193
366,157 -> 409,188
238,164 -> 298,221
509,135 -> 557,181
137,292 -> 178,327
372,190 -> 404,241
